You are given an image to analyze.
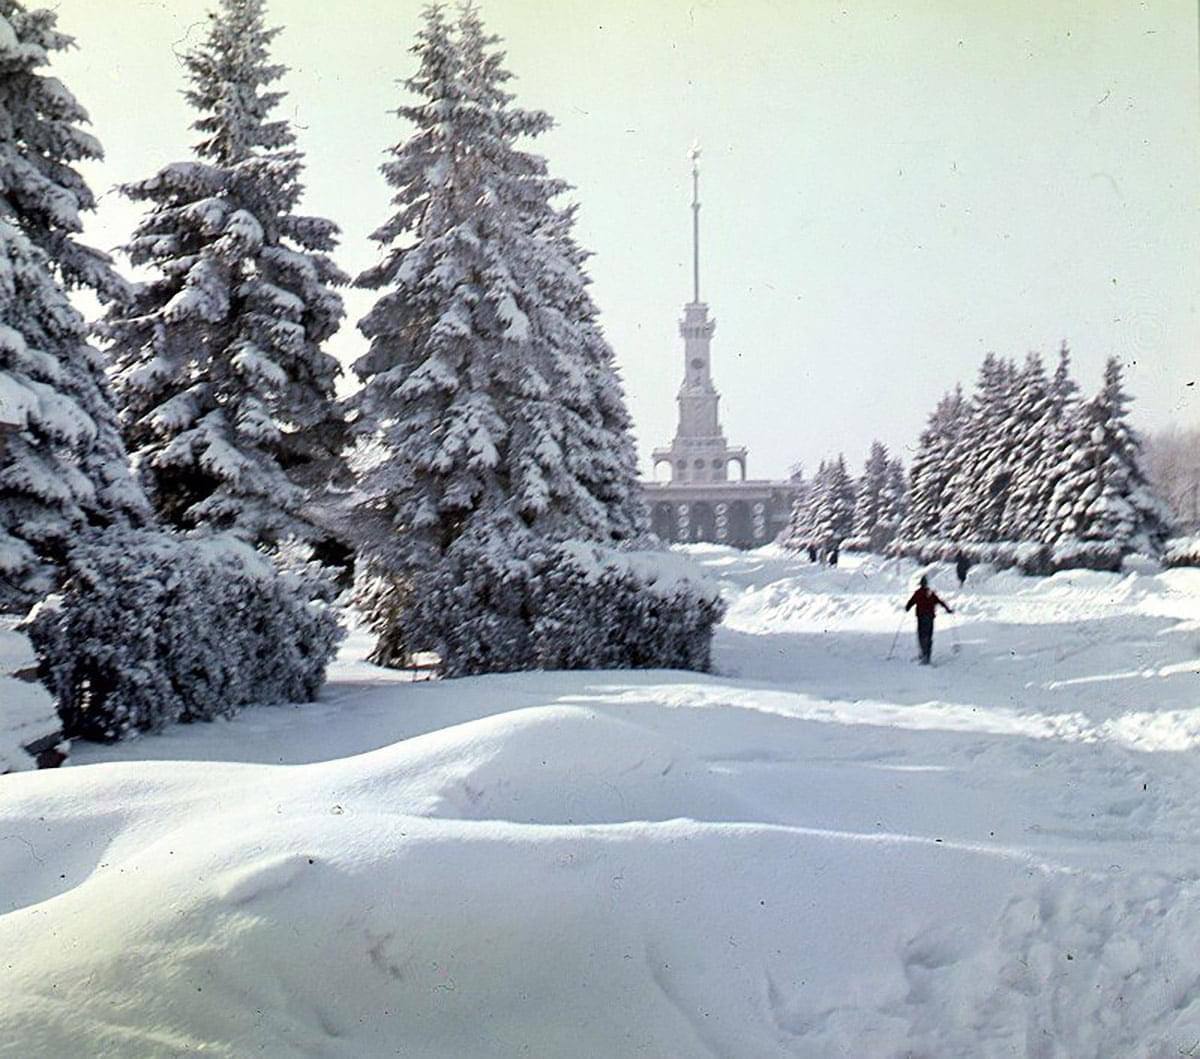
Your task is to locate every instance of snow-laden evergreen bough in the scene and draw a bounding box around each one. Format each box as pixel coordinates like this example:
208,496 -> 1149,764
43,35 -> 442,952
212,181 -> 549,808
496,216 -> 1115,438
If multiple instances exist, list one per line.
103,0 -> 347,549
0,1 -> 148,611
350,5 -> 684,674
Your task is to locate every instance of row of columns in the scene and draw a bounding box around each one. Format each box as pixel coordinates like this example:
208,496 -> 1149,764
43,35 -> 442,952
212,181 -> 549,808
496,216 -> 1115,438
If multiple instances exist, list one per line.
653,500 -> 767,545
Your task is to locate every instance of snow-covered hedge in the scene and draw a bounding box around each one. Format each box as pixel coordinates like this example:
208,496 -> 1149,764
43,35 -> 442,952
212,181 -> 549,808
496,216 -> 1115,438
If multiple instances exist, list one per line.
25,530 -> 343,742
1047,539 -> 1124,573
383,542 -> 726,678
887,537 -> 1140,575
888,538 -> 1051,575
1163,536 -> 1200,569
839,535 -> 874,554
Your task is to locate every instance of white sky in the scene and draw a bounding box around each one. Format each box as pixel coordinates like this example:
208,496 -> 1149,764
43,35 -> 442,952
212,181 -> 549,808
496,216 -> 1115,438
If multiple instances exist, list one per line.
50,0 -> 1200,479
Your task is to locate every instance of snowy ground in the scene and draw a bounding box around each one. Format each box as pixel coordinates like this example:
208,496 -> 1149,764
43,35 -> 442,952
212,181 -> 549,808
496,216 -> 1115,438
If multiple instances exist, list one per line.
3,547 -> 1200,1056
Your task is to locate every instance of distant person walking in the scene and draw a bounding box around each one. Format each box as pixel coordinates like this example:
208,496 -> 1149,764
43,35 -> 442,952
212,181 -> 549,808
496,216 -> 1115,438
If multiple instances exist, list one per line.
905,575 -> 953,665
828,547 -> 839,567
808,545 -> 818,563
956,551 -> 970,587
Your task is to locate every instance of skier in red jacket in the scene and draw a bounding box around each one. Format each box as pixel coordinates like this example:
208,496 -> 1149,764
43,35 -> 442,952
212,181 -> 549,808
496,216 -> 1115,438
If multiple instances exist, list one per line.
905,576 -> 953,664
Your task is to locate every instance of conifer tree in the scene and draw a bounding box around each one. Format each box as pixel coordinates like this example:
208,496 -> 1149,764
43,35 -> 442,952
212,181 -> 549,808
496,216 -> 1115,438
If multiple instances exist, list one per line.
1046,357 -> 1171,555
0,2 -> 146,607
349,3 -> 645,583
851,440 -> 891,548
877,456 -> 908,547
940,354 -> 1019,542
900,386 -> 967,539
808,454 -> 855,550
998,352 -> 1055,540
0,1 -> 130,302
782,464 -> 814,551
103,0 -> 346,547
1034,340 -> 1082,540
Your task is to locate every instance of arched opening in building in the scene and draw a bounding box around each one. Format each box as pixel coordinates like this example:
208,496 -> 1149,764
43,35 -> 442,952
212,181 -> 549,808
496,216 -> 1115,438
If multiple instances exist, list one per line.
651,503 -> 674,542
652,456 -> 674,482
690,502 -> 716,542
727,456 -> 747,481
729,500 -> 752,546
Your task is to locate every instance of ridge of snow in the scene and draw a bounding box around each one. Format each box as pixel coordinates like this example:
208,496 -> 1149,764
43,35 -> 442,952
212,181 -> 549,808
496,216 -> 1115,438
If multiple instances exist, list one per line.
4,548 -> 1200,1054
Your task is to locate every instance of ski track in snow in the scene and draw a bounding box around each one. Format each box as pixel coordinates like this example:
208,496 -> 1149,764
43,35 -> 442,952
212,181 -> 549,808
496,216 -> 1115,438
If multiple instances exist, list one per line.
3,547 -> 1200,1056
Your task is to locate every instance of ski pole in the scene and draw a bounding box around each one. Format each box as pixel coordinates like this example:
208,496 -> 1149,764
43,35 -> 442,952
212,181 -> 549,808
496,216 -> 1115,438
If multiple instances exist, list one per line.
885,612 -> 905,660
949,614 -> 962,655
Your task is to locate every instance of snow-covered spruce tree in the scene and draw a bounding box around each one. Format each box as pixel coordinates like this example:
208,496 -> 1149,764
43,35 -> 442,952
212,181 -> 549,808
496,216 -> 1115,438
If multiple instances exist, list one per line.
1045,357 -> 1172,566
0,2 -> 147,609
523,199 -> 647,545
876,455 -> 908,548
458,5 -> 645,545
939,354 -> 1020,542
0,222 -> 94,606
806,454 -> 855,552
103,0 -> 347,547
997,351 -> 1056,541
850,441 -> 891,550
899,386 -> 967,540
783,459 -> 826,552
0,2 -> 129,301
349,4 -> 654,669
1032,340 -> 1082,541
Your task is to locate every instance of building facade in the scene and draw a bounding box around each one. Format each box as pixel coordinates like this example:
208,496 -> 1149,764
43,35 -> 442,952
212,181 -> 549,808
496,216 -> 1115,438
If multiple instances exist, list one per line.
640,150 -> 796,548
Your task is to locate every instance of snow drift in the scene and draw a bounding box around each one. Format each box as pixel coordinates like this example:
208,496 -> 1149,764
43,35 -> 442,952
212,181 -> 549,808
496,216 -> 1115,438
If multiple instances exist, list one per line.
4,547 -> 1200,1056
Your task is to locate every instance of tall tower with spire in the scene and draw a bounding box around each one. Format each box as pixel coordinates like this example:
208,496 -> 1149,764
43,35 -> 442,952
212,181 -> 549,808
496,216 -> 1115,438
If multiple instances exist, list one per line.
641,148 -> 796,547
652,146 -> 747,485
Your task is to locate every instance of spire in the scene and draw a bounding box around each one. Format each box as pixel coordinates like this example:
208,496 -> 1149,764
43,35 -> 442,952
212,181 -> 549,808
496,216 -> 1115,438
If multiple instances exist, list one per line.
690,142 -> 701,304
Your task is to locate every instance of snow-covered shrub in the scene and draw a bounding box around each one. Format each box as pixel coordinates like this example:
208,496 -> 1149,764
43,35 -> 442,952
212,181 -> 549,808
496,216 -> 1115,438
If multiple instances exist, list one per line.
888,538 -> 961,566
840,535 -> 874,554
888,538 -> 1051,575
1163,536 -> 1200,569
25,529 -> 343,742
396,542 -> 725,678
528,543 -> 725,673
1048,539 -> 1123,573
404,549 -> 533,678
972,541 -> 1050,575
1121,552 -> 1162,575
